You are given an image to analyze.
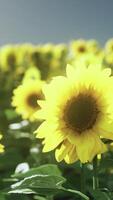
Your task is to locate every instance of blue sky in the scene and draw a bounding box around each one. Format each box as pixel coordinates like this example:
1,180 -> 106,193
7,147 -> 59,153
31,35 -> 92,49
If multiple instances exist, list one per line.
0,0 -> 113,45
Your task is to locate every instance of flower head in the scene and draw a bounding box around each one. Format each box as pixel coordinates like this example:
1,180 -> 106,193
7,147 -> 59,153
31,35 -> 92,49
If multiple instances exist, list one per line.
0,45 -> 18,71
71,39 -> 88,56
35,64 -> 113,164
12,80 -> 44,121
70,39 -> 101,59
105,38 -> 113,53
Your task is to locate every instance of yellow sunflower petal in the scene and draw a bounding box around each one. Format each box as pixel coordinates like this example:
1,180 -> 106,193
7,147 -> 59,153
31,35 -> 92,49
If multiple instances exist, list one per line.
55,140 -> 71,162
64,145 -> 78,164
42,131 -> 65,152
76,133 -> 107,163
0,144 -> 4,153
35,121 -> 58,139
99,120 -> 113,140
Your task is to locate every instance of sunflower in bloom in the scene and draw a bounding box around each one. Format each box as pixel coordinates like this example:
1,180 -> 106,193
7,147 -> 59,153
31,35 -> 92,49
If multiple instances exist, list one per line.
12,80 -> 44,121
0,45 -> 18,71
17,43 -> 33,66
35,64 -> 113,164
104,52 -> 113,66
71,39 -> 88,56
105,38 -> 113,53
70,39 -> 101,59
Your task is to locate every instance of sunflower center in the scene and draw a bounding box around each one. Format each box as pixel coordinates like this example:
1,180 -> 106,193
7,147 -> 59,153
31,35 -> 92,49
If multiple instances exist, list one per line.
64,93 -> 99,133
78,46 -> 86,53
27,93 -> 41,108
7,54 -> 16,66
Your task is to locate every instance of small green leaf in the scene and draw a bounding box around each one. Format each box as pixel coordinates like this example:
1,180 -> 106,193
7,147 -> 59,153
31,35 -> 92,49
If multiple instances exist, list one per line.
61,187 -> 90,200
5,109 -> 18,120
90,189 -> 111,200
12,164 -> 62,179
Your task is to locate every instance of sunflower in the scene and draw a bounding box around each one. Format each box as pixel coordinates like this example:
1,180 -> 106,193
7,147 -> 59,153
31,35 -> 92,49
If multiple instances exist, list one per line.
0,45 -> 18,71
70,39 -> 101,59
35,64 -> 113,164
17,43 -> 33,67
104,52 -> 113,66
12,80 -> 44,121
71,39 -> 88,56
105,38 -> 113,53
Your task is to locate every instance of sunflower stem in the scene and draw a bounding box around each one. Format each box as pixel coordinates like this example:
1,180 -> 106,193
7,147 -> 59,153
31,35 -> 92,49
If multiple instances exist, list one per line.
93,156 -> 99,190
80,163 -> 86,195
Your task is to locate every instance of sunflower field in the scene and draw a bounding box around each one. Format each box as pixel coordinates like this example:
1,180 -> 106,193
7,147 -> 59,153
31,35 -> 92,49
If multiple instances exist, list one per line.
1,39 -> 113,200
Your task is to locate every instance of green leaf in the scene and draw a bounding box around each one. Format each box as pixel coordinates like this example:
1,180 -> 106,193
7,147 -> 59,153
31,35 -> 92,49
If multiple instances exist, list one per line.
9,174 -> 89,200
90,189 -> 111,200
61,187 -> 90,200
9,174 -> 66,195
0,194 -> 5,200
9,164 -> 89,200
12,164 -> 62,179
5,109 -> 18,120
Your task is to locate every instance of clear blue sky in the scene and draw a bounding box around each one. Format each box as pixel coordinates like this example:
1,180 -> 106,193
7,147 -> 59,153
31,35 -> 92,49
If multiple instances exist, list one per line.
0,0 -> 113,45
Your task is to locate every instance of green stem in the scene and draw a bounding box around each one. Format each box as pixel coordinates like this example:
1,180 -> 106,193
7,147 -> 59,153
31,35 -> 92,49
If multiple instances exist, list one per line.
80,163 -> 86,195
93,156 -> 99,190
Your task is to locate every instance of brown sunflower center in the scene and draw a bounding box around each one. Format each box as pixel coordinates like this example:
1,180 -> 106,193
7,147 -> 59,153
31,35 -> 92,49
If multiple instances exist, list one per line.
78,46 -> 86,53
31,51 -> 41,65
7,54 -> 16,66
27,93 -> 41,108
64,93 -> 99,133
